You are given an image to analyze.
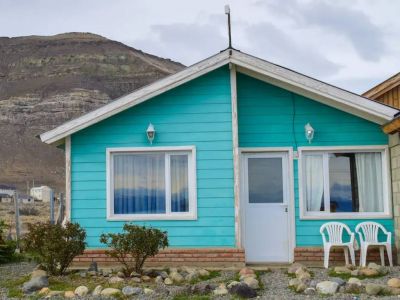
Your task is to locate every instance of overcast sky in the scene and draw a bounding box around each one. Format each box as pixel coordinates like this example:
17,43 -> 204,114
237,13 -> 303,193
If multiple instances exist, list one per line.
1,0 -> 399,93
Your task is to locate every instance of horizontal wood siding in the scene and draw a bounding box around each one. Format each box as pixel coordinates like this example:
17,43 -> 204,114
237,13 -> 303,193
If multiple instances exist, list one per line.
71,67 -> 235,248
237,72 -> 393,247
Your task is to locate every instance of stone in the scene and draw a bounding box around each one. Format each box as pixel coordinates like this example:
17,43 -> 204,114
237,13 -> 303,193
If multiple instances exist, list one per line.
345,264 -> 356,270
169,267 -> 178,273
155,276 -> 164,284
289,278 -> 301,288
296,283 -> 307,293
243,276 -> 259,289
304,287 -> 316,295
333,266 -> 352,274
158,271 -> 169,279
296,270 -> 311,282
191,282 -> 217,295
101,288 -> 121,296
239,267 -> 255,276
102,269 -> 112,277
288,263 -> 305,274
31,270 -> 47,278
198,269 -> 210,277
74,286 -> 89,297
365,283 -> 383,295
109,276 -> 124,283
344,283 -> 363,294
388,278 -> 400,288
38,287 -> 50,295
131,277 -> 141,283
359,267 -> 380,277
130,271 -> 141,277
122,286 -> 142,296
351,269 -> 360,276
185,272 -> 199,282
144,288 -> 154,294
92,285 -> 102,296
22,276 -> 49,293
167,286 -> 190,297
117,271 -> 125,278
348,277 -> 362,286
141,275 -> 151,282
47,291 -> 63,297
316,281 -> 339,295
308,280 -> 318,288
213,283 -> 228,296
88,271 -> 97,277
229,282 -> 257,298
240,274 -> 257,281
88,261 -> 98,272
387,287 -> 400,295
330,277 -> 346,286
64,291 -> 75,298
164,277 -> 173,285
169,271 -> 184,283
368,262 -> 388,275
79,272 -> 87,278
227,281 -> 240,289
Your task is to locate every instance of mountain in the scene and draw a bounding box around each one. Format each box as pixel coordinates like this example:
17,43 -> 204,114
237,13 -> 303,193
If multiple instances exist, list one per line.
0,32 -> 184,192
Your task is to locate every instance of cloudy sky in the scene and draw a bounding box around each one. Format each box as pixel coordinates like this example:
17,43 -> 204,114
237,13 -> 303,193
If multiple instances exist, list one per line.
1,0 -> 399,93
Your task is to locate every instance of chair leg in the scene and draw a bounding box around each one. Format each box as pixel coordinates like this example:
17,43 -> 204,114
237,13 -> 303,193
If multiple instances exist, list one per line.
324,246 -> 330,269
386,244 -> 393,267
349,247 -> 356,266
362,245 -> 368,267
344,248 -> 349,265
379,247 -> 385,266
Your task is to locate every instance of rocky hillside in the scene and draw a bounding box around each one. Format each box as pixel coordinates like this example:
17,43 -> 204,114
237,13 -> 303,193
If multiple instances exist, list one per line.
0,33 -> 184,192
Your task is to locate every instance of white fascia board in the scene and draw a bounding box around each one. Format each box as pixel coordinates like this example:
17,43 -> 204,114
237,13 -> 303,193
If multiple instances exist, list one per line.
40,50 -> 231,144
230,50 -> 398,124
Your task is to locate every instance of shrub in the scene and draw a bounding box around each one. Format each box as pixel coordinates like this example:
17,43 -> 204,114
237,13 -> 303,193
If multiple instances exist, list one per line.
0,220 -> 16,264
19,207 -> 39,216
23,222 -> 86,275
100,224 -> 168,276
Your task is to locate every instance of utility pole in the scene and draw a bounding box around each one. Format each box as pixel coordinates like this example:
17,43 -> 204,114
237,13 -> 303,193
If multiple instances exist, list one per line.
225,5 -> 232,48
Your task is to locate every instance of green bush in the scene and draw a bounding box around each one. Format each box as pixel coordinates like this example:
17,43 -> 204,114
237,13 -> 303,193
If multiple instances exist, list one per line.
23,222 -> 86,275
100,224 -> 168,276
0,220 -> 16,264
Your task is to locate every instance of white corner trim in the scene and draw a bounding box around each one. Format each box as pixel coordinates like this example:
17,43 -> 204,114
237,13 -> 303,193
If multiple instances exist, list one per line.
65,136 -> 71,222
298,145 -> 392,220
105,145 -> 197,221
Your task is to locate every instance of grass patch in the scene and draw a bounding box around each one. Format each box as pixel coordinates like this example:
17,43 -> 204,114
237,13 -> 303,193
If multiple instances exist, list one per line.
48,277 -> 75,291
173,296 -> 211,300
189,270 -> 221,284
2,274 -> 30,298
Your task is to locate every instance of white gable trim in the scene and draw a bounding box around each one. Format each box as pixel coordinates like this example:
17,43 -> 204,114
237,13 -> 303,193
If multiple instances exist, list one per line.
40,49 -> 398,144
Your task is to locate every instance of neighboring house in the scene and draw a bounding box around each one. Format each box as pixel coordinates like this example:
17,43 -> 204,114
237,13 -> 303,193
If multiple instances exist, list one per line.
0,193 -> 13,203
363,72 -> 400,109
0,184 -> 16,197
18,194 -> 34,204
40,49 -> 399,266
30,185 -> 53,202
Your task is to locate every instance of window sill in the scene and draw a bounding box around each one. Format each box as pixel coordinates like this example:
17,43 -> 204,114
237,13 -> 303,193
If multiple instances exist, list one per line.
300,212 -> 392,220
107,213 -> 197,221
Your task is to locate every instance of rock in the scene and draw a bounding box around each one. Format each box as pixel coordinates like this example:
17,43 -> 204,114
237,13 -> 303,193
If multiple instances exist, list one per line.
101,288 -> 121,296
304,287 -> 316,295
109,276 -> 124,283
31,270 -> 47,278
288,263 -> 306,274
295,269 -> 311,281
229,282 -> 257,298
88,271 -> 97,277
131,277 -> 141,283
185,272 -> 199,282
243,276 -> 259,289
289,278 -> 301,288
167,286 -> 190,297
348,277 -> 362,286
155,276 -> 164,284
316,281 -> 339,295
158,271 -> 169,279
240,274 -> 257,281
169,267 -> 178,273
359,267 -> 380,277
388,278 -> 400,288
368,262 -> 388,275
102,269 -> 112,277
22,276 -> 49,293
198,269 -> 210,277
191,282 -> 217,295
74,286 -> 89,297
144,288 -> 154,294
79,272 -> 87,278
92,285 -> 102,296
365,283 -> 383,295
387,286 -> 400,295
351,269 -> 360,276
141,275 -> 151,282
64,291 -> 75,298
88,261 -> 98,272
227,281 -> 240,289
344,283 -> 363,294
130,271 -> 141,277
296,283 -> 307,293
38,287 -> 50,295
309,280 -> 318,288
47,291 -> 63,297
333,266 -> 351,274
169,271 -> 184,283
164,277 -> 173,285
345,264 -> 356,270
117,271 -> 125,278
239,267 -> 255,276
213,283 -> 228,295
122,286 -> 142,296
330,277 -> 346,286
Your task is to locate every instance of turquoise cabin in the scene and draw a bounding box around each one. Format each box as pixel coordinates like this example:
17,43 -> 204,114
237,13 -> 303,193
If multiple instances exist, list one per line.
40,49 -> 399,266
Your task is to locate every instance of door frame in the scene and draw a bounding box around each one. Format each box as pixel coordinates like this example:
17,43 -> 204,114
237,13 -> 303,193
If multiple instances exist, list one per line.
239,147 -> 296,263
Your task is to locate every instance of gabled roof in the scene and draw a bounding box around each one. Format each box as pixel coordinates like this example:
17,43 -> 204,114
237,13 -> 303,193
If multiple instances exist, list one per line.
40,49 -> 399,144
363,72 -> 400,100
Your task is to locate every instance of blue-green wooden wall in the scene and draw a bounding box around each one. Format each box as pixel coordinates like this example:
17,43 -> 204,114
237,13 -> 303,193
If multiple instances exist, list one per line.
237,72 -> 393,247
71,67 -> 236,248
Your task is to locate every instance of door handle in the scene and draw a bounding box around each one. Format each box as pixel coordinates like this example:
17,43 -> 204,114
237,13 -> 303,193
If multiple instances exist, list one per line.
284,207 -> 288,212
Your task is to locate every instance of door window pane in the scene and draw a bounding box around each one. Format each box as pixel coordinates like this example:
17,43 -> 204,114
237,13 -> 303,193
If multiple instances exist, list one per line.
248,157 -> 283,203
171,155 -> 189,212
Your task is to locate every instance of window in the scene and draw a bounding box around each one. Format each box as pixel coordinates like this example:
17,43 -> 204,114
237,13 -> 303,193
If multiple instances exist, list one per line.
300,147 -> 390,219
107,146 -> 196,220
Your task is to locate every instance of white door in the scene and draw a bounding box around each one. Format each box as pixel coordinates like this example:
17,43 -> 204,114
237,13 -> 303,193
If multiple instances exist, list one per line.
241,152 -> 290,263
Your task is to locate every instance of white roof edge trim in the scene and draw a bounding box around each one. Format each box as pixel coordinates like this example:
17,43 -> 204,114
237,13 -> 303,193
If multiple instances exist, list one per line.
230,50 -> 398,124
40,50 -> 231,144
41,49 -> 399,144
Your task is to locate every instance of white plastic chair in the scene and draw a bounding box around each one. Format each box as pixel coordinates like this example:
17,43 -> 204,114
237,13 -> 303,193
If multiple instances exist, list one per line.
320,222 -> 356,268
355,221 -> 393,267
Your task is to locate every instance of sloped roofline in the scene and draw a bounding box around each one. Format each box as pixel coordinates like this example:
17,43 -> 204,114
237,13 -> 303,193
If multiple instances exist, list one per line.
363,72 -> 400,100
40,49 -> 398,144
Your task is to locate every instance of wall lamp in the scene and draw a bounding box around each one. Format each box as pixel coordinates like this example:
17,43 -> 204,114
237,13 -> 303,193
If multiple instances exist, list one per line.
304,123 -> 314,144
146,123 -> 155,144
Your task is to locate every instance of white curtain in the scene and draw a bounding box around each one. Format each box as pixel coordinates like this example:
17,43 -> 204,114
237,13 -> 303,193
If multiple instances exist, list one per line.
304,155 -> 324,212
170,155 -> 189,212
355,153 -> 383,212
113,153 -> 165,214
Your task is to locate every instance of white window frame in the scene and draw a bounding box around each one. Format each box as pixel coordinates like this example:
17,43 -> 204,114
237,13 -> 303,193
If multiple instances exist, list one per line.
106,146 -> 197,221
298,145 -> 391,220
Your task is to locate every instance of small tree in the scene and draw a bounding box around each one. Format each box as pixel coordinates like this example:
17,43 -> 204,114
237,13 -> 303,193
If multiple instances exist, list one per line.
100,224 -> 168,276
23,222 -> 86,275
0,220 -> 16,264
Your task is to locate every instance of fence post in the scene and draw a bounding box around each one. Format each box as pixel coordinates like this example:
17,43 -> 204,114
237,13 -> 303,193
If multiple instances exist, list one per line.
50,190 -> 54,224
13,191 -> 20,251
